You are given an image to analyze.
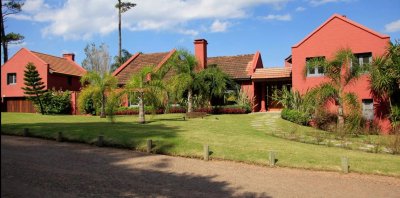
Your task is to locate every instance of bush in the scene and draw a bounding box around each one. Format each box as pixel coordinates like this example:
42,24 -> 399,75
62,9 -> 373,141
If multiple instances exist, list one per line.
38,90 -> 71,114
312,110 -> 337,132
281,108 -> 310,125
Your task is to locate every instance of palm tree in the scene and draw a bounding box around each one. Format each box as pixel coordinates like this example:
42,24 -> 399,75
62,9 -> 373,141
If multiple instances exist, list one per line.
195,65 -> 229,106
307,48 -> 362,128
115,1 -> 136,65
370,41 -> 400,127
125,66 -> 166,123
80,71 -> 118,118
166,49 -> 199,113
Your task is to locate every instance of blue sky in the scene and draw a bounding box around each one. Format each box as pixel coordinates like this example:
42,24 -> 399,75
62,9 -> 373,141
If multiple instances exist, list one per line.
4,0 -> 400,67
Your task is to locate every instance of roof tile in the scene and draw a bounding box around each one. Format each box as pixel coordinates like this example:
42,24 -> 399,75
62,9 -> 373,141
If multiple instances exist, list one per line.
252,67 -> 292,79
32,51 -> 85,76
115,52 -> 170,84
207,54 -> 254,79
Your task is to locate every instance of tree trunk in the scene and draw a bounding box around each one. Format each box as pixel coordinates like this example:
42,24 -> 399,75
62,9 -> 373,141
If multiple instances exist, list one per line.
1,9 -> 8,63
118,0 -> 122,65
36,93 -> 45,115
337,104 -> 344,129
187,88 -> 193,113
138,92 -> 145,124
100,93 -> 106,118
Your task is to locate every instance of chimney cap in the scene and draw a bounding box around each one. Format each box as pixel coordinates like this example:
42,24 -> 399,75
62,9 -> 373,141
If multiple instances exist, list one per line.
194,39 -> 208,44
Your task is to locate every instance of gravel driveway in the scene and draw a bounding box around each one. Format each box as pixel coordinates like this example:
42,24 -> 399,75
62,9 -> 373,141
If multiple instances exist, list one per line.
2,135 -> 400,198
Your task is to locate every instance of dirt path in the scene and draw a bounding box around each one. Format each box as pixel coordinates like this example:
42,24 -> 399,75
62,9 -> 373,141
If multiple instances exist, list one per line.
2,135 -> 400,198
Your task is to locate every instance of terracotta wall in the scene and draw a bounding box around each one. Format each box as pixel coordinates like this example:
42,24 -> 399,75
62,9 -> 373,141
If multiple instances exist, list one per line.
291,16 -> 391,133
1,48 -> 49,98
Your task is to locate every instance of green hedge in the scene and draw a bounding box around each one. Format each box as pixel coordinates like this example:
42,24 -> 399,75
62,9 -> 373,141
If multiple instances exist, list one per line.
281,108 -> 310,126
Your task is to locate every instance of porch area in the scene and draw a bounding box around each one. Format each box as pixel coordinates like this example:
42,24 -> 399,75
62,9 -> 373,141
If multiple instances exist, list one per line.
251,67 -> 292,112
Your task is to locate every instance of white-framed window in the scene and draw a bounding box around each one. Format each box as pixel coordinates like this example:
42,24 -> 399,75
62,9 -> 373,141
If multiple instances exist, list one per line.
362,99 -> 374,120
306,57 -> 325,77
128,94 -> 139,107
7,73 -> 17,85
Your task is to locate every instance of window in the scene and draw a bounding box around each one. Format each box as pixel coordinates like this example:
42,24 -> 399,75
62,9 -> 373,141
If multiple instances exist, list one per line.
362,99 -> 374,120
67,76 -> 72,86
7,73 -> 16,85
306,57 -> 325,77
355,52 -> 372,66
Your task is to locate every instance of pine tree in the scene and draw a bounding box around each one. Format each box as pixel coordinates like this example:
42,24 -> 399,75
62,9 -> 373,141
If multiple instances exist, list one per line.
22,62 -> 46,115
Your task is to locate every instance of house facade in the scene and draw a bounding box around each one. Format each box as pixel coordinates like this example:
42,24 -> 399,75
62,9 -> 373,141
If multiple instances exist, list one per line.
291,14 -> 391,131
1,48 -> 86,113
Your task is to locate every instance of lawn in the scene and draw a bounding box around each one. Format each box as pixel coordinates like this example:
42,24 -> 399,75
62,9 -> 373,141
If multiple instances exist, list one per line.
2,112 -> 400,177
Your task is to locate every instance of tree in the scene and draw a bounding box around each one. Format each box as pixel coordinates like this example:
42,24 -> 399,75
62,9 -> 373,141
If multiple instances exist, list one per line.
111,49 -> 132,72
80,43 -> 118,118
80,71 -> 118,118
370,41 -> 400,128
166,49 -> 199,113
195,65 -> 229,106
22,62 -> 46,115
306,48 -> 362,129
115,0 -> 136,65
82,43 -> 111,74
125,66 -> 166,123
1,0 -> 25,63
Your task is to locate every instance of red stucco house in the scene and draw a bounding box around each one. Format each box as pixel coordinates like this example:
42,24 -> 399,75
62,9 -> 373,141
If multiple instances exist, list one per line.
112,39 -> 265,109
290,14 -> 391,131
1,48 -> 86,113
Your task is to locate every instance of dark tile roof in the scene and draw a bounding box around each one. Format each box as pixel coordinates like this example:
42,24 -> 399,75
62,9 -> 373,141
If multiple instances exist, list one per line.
32,51 -> 86,77
115,52 -> 171,84
207,54 -> 255,79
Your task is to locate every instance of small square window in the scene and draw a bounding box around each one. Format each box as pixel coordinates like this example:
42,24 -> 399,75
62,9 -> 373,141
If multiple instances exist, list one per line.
306,57 -> 325,77
7,73 -> 17,85
362,99 -> 374,120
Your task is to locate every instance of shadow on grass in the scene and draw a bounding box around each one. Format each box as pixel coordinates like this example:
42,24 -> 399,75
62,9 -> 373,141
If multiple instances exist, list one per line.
1,136 -> 271,197
1,121 -> 181,153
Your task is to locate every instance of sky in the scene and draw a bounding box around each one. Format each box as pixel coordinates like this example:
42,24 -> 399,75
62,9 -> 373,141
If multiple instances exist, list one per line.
3,0 -> 400,67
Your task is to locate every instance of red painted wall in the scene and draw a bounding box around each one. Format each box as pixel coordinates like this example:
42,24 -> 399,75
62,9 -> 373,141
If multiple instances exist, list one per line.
1,48 -> 49,98
291,15 -> 391,132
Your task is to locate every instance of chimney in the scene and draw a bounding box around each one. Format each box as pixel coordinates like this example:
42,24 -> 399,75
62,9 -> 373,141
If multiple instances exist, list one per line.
194,39 -> 208,70
63,53 -> 75,61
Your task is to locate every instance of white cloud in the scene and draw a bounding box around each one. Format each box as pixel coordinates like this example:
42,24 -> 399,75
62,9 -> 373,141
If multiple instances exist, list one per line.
309,0 -> 351,6
295,6 -> 306,11
385,19 -> 400,33
210,20 -> 230,32
263,14 -> 292,21
12,0 -> 291,40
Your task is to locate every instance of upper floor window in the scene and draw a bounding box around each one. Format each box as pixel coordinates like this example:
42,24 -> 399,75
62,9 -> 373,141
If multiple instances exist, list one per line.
7,73 -> 17,85
306,57 -> 325,77
355,52 -> 372,66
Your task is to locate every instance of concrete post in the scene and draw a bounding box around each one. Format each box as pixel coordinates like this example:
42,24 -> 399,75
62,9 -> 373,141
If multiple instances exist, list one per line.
98,135 -> 104,147
341,157 -> 349,173
269,151 -> 276,167
57,132 -> 63,142
147,139 -> 152,153
204,145 -> 209,161
23,128 -> 29,137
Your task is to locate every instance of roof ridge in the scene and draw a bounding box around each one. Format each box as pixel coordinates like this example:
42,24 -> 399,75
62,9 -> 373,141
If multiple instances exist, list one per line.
208,54 -> 255,59
31,51 -> 65,60
292,14 -> 390,48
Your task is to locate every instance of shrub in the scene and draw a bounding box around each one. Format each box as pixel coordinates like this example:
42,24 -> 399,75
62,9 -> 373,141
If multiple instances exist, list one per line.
313,110 -> 337,132
281,108 -> 310,125
38,89 -> 71,114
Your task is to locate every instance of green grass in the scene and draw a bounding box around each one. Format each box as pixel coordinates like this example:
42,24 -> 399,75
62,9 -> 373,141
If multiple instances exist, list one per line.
2,112 -> 400,177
